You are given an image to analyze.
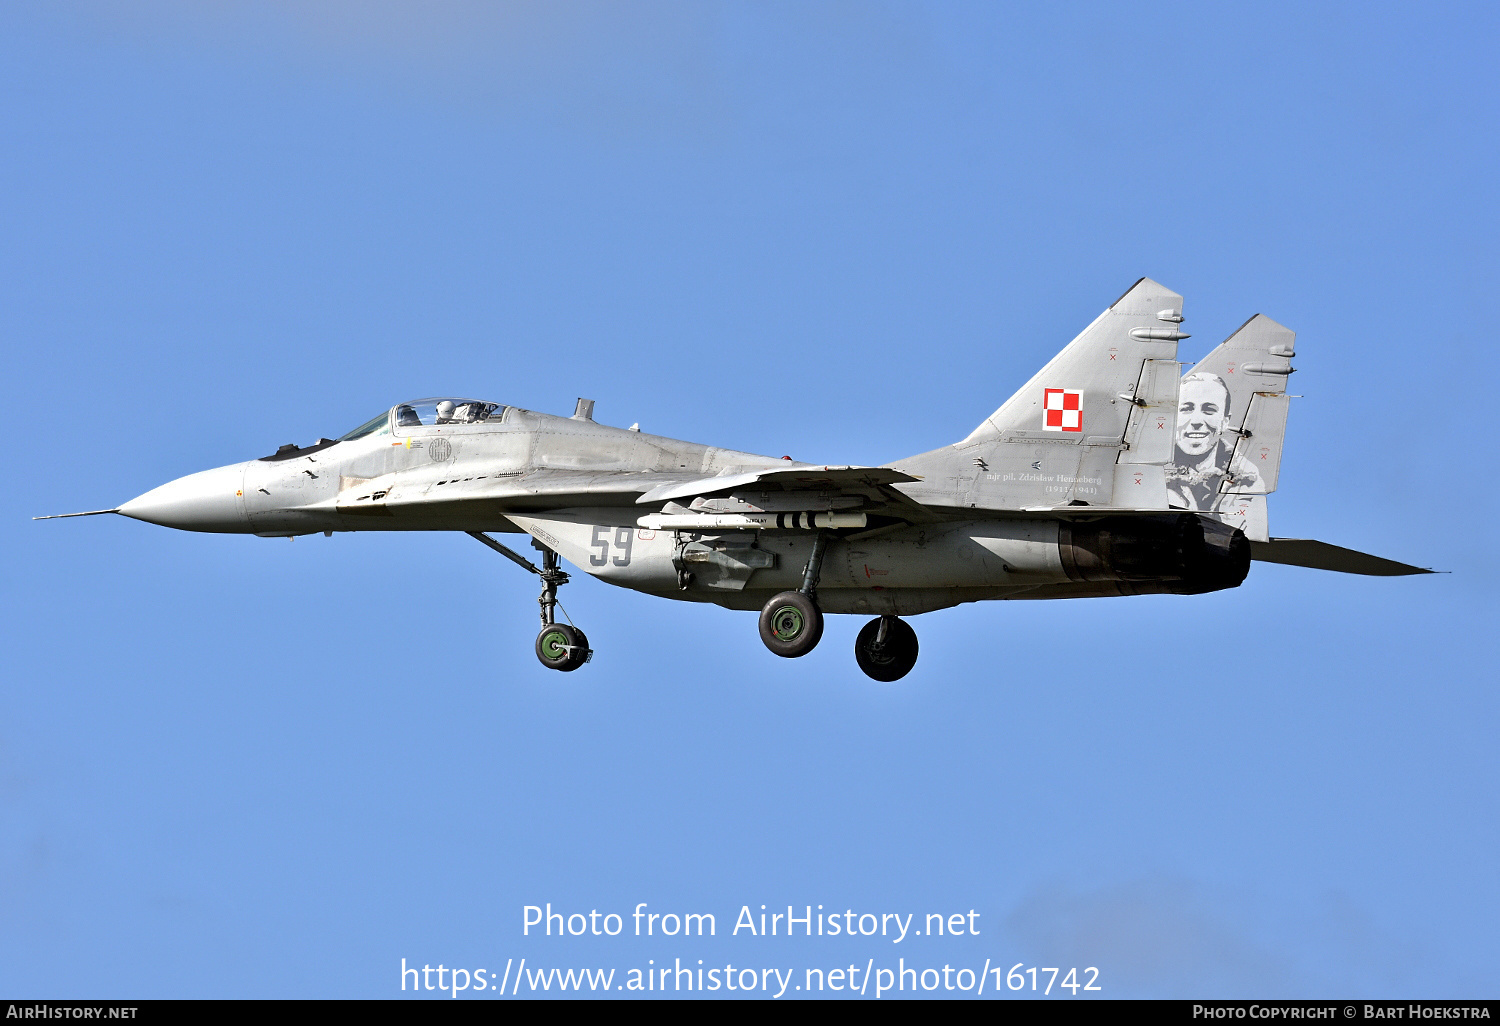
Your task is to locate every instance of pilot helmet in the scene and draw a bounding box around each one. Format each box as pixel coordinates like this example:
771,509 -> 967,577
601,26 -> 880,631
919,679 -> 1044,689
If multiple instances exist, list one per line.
436,400 -> 456,421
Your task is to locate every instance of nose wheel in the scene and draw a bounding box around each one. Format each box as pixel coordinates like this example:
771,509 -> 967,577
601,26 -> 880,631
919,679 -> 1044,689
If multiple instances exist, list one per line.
854,615 -> 918,681
536,623 -> 591,672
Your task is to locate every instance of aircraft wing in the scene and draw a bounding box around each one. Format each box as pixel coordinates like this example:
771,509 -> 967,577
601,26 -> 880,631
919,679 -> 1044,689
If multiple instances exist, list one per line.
336,465 -> 928,522
499,469 -> 698,506
636,465 -> 920,505
628,464 -> 940,528
335,469 -> 708,520
1249,538 -> 1434,576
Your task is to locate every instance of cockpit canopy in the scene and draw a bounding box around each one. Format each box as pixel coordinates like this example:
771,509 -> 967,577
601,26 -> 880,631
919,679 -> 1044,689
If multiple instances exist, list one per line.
393,398 -> 504,427
337,398 -> 506,442
339,412 -> 391,442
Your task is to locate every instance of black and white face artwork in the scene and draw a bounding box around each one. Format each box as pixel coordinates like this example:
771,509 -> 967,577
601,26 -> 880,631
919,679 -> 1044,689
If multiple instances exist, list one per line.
1167,371 -> 1237,511
1176,373 -> 1229,461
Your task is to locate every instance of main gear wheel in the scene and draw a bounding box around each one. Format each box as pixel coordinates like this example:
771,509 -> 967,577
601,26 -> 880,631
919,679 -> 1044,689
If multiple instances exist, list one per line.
854,615 -> 918,681
758,591 -> 824,658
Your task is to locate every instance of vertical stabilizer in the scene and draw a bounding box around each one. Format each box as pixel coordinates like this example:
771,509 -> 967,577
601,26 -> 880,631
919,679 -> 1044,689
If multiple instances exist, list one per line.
1168,314 -> 1297,537
893,278 -> 1192,510
960,278 -> 1188,445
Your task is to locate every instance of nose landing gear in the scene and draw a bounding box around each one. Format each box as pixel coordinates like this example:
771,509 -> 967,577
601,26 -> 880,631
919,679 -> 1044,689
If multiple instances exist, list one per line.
533,545 -> 591,671
468,532 -> 592,672
854,615 -> 919,681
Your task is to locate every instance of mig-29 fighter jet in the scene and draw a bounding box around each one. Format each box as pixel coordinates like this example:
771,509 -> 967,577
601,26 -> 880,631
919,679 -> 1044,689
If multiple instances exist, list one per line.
38,279 -> 1431,681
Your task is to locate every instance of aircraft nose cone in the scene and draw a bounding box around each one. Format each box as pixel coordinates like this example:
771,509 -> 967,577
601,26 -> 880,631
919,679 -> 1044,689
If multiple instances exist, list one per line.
119,463 -> 249,532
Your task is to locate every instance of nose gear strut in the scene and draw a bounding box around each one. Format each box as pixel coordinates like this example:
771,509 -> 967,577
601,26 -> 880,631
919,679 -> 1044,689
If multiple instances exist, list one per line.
468,532 -> 592,671
536,543 -> 568,628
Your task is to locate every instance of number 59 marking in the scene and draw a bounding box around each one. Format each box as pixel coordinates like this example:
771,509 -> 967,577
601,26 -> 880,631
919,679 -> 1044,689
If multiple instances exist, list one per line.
590,526 -> 633,567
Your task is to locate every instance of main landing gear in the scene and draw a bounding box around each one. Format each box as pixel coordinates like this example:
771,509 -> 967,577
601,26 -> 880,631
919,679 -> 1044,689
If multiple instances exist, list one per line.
853,615 -> 919,682
755,534 -> 920,680
759,531 -> 829,658
469,532 -> 592,672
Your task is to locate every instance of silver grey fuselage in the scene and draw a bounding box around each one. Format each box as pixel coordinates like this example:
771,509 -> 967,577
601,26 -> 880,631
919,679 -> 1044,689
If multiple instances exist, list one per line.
120,404 -> 1238,616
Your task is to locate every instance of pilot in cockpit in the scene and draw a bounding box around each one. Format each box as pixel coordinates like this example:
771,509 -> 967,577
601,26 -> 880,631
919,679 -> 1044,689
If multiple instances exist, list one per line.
435,400 -> 457,424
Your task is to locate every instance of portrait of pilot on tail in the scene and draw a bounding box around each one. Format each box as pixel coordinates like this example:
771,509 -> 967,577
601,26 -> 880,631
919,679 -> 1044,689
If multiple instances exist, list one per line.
1166,371 -> 1262,511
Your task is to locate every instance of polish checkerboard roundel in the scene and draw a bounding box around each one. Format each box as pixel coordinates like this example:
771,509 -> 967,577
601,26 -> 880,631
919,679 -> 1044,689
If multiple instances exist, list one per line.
1043,388 -> 1083,432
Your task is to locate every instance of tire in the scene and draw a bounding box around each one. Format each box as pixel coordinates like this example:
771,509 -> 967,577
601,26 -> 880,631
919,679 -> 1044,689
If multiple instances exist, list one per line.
758,591 -> 824,658
535,624 -> 590,671
854,616 -> 918,681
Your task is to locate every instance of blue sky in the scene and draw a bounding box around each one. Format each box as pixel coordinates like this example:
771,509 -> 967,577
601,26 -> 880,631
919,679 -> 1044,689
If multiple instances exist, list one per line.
3,1 -> 1496,999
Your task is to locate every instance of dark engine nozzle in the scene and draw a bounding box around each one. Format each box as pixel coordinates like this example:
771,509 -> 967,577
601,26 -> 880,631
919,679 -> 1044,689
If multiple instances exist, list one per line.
1058,514 -> 1250,595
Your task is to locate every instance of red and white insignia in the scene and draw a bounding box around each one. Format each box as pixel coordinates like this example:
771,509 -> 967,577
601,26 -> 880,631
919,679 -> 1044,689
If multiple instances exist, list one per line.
1043,388 -> 1083,432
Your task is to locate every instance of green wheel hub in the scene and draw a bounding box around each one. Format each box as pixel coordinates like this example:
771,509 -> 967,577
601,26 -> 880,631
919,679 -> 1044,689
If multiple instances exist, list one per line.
770,606 -> 805,641
540,629 -> 570,660
758,591 -> 823,658
535,623 -> 589,672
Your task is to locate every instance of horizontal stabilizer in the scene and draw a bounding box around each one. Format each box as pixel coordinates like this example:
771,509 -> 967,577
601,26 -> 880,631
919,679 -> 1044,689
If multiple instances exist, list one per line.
1249,538 -> 1434,576
637,466 -> 919,505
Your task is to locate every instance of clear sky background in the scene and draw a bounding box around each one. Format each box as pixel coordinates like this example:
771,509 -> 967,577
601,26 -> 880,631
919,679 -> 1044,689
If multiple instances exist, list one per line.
3,1 -> 1496,1000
